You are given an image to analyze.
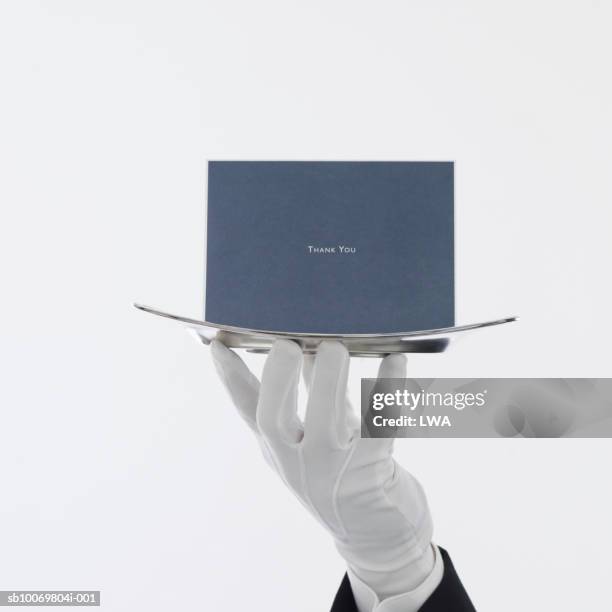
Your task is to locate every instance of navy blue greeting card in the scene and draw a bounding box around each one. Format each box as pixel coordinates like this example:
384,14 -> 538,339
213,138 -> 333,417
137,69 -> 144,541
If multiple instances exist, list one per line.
205,161 -> 454,334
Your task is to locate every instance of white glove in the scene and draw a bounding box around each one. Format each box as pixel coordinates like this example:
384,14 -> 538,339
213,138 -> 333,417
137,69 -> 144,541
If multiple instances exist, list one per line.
211,338 -> 436,602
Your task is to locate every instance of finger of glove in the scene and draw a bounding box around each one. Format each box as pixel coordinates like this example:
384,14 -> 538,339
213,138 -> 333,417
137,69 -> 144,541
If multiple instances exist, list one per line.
256,340 -> 304,445
304,351 -> 354,420
358,353 -> 408,458
304,340 -> 351,449
211,339 -> 260,432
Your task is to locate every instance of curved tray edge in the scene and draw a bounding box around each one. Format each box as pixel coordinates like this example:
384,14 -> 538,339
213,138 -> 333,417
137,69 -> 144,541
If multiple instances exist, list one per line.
133,303 -> 518,355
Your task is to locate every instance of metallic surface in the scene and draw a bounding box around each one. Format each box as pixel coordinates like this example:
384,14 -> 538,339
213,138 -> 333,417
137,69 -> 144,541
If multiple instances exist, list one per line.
134,303 -> 517,356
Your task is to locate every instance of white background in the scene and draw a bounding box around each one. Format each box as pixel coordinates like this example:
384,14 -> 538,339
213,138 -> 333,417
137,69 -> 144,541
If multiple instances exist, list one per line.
1,1 -> 611,610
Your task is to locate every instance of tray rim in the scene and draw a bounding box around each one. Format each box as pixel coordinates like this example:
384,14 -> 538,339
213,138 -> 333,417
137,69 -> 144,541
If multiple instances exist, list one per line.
133,303 -> 518,339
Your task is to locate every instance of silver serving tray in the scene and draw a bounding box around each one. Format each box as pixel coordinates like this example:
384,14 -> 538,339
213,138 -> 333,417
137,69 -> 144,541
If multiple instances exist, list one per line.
134,303 -> 517,356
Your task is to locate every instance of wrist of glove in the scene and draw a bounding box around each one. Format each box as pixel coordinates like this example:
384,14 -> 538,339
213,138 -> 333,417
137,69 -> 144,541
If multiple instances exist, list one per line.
211,338 -> 435,600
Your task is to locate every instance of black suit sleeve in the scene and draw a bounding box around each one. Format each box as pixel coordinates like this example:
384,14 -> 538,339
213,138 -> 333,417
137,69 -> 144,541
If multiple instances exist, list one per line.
330,548 -> 476,612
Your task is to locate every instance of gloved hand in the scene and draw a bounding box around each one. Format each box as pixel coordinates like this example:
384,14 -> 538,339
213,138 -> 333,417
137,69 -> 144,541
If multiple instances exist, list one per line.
211,338 -> 437,603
